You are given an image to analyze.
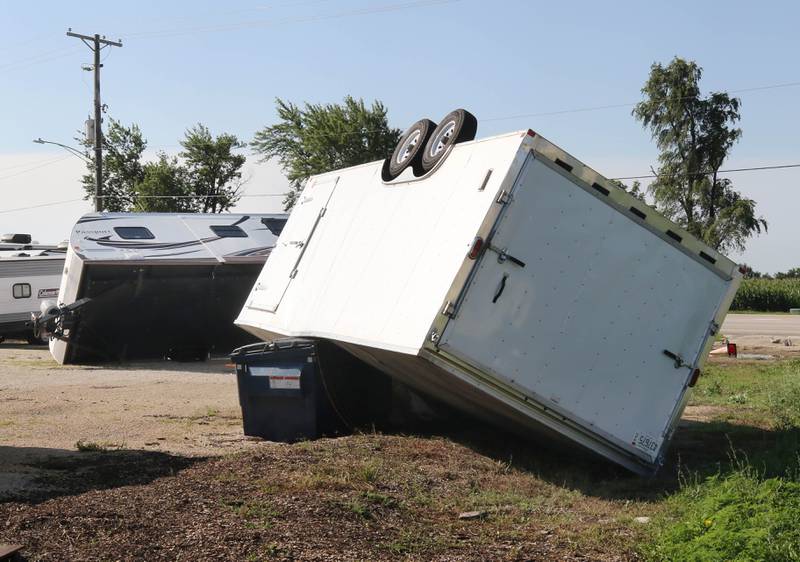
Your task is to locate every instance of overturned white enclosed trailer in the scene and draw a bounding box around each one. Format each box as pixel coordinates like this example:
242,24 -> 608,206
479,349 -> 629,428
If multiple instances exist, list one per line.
46,213 -> 286,364
235,122 -> 740,474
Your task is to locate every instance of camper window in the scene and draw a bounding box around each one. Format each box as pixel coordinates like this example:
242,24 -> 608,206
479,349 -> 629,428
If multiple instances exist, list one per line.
12,283 -> 31,299
210,225 -> 247,238
114,226 -> 155,240
261,218 -> 286,236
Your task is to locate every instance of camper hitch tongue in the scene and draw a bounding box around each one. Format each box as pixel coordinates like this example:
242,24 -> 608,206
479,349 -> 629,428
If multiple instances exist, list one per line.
31,298 -> 90,341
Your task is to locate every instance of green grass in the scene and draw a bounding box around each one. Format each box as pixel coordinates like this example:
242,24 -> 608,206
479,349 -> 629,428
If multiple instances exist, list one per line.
647,464 -> 800,561
645,359 -> 800,560
75,439 -> 124,452
691,360 -> 800,427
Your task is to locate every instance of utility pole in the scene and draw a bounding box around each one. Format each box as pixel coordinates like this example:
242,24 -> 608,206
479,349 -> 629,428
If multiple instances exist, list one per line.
66,29 -> 122,212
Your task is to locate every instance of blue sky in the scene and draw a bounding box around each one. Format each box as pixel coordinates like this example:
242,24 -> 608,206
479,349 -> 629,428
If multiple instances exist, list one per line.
1,0 -> 798,272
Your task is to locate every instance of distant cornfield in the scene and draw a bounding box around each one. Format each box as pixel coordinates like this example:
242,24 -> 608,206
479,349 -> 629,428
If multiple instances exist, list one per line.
731,279 -> 800,312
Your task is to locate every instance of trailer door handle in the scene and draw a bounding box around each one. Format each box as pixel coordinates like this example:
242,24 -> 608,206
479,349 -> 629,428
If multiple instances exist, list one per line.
662,349 -> 689,369
492,273 -> 509,303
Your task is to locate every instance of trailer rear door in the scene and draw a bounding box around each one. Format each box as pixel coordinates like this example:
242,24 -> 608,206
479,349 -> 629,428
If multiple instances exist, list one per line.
246,176 -> 338,313
438,154 -> 732,462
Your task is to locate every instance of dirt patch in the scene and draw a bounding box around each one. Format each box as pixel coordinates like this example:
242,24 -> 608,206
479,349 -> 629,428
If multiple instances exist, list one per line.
0,434 -> 647,561
0,346 -> 260,501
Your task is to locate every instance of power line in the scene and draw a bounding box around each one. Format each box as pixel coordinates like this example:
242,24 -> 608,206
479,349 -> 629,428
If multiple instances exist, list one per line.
121,0 -> 459,39
480,81 -> 800,123
0,46 -> 84,74
612,163 -> 800,181
0,155 -> 72,181
0,198 -> 85,215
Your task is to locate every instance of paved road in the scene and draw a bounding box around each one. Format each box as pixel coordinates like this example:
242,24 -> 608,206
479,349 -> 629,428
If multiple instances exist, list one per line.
722,313 -> 800,337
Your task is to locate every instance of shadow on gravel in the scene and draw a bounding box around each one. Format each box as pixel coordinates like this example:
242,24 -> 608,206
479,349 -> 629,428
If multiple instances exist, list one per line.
0,446 -> 202,505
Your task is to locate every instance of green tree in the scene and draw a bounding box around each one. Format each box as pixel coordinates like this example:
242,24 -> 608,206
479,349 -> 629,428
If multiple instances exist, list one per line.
134,154 -> 194,212
775,268 -> 800,279
633,57 -> 767,253
609,179 -> 645,202
251,96 -> 401,210
180,124 -> 246,213
81,119 -> 146,212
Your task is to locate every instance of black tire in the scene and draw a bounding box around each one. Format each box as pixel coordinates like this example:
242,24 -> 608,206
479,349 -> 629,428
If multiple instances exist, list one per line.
418,109 -> 477,176
381,118 -> 436,182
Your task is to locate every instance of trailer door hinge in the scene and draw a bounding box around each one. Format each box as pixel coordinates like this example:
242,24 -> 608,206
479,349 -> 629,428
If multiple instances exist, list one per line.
496,189 -> 511,205
441,300 -> 456,317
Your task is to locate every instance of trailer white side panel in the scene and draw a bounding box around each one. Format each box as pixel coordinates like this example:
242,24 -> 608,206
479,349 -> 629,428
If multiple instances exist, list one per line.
238,133 -> 527,353
438,154 -> 729,463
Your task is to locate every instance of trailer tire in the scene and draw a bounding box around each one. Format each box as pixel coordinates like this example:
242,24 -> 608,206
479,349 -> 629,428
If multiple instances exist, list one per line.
381,118 -> 436,182
418,109 -> 477,175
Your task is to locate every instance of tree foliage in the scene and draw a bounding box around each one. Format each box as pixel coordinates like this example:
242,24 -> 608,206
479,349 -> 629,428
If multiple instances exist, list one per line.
180,124 -> 246,213
81,120 -> 244,213
633,57 -> 767,253
609,179 -> 645,201
251,96 -> 401,210
134,154 -> 193,212
81,119 -> 146,212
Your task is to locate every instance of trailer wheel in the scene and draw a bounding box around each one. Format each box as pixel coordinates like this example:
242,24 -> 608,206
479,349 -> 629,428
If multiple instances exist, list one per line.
418,109 -> 477,175
381,118 -> 436,181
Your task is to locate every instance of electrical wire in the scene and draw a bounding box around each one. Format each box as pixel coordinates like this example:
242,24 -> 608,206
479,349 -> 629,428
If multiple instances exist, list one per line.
121,0 -> 459,39
481,81 -> 800,123
0,155 -> 72,182
612,163 -> 800,181
0,198 -> 85,215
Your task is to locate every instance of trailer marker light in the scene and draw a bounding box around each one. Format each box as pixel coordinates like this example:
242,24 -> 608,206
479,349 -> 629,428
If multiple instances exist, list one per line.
555,158 -> 573,173
699,251 -> 717,265
688,368 -> 701,387
468,236 -> 484,259
666,230 -> 682,242
629,207 -> 646,220
526,129 -> 537,137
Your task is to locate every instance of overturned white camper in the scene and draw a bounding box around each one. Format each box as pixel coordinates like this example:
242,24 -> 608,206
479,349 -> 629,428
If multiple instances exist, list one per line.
46,213 -> 286,364
0,235 -> 65,343
236,119 -> 740,474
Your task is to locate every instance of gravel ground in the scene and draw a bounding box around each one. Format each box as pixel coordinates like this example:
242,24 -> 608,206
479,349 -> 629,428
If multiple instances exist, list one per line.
0,340 -> 783,561
0,343 -> 258,500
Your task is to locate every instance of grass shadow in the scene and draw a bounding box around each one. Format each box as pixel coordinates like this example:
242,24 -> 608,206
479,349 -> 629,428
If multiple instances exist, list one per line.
428,417 -> 800,502
0,446 -> 203,505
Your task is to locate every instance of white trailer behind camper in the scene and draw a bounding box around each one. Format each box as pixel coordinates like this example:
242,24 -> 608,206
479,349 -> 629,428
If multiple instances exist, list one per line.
48,213 -> 286,364
235,129 -> 740,474
0,238 -> 64,343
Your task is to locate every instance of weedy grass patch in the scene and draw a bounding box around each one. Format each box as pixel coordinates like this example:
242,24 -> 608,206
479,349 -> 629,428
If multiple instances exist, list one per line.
646,463 -> 800,561
646,359 -> 800,561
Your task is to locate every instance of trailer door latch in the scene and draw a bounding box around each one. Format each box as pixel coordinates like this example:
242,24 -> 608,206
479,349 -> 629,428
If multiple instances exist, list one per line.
662,349 -> 689,369
487,244 -> 526,268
